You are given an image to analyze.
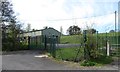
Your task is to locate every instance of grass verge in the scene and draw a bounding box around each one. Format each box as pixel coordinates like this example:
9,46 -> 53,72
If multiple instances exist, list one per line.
51,47 -> 113,66
56,47 -> 84,61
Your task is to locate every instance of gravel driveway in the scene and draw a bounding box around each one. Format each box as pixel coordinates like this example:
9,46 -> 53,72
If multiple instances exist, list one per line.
2,50 -> 119,70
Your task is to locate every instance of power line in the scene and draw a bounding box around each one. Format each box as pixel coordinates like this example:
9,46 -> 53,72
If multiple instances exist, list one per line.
44,12 -> 115,21
19,12 -> 115,22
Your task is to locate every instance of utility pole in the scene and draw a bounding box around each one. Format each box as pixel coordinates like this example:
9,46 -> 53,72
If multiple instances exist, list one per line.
114,11 -> 118,52
115,11 -> 117,32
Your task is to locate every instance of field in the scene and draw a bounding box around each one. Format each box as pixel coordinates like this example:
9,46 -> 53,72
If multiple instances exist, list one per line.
60,35 -> 82,44
60,32 -> 120,45
57,32 -> 120,65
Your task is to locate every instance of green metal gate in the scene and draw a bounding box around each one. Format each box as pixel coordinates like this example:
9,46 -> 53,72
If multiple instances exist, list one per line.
45,35 -> 57,58
29,36 -> 44,50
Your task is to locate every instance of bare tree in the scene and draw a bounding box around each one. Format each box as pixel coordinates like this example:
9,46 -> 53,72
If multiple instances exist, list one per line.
26,23 -> 31,32
60,26 -> 63,35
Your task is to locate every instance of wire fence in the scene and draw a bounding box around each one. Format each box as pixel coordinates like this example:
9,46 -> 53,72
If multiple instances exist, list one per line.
51,31 -> 120,62
19,30 -> 119,61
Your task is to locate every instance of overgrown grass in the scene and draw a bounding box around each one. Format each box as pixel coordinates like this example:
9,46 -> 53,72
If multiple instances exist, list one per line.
97,32 -> 120,36
54,47 -> 113,66
111,47 -> 120,57
60,32 -> 120,46
60,35 -> 82,44
81,60 -> 96,66
57,32 -> 119,66
80,55 -> 113,66
56,47 -> 84,61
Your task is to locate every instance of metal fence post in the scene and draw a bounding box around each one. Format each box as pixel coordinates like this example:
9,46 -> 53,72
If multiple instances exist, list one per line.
28,36 -> 30,50
96,31 -> 98,50
83,30 -> 87,60
52,35 -> 56,58
36,36 -> 37,49
44,35 -> 47,50
106,32 -> 107,56
50,37 -> 52,54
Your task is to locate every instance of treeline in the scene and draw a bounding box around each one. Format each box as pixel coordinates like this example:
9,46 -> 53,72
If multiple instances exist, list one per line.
67,25 -> 120,35
0,0 -> 27,51
67,25 -> 97,35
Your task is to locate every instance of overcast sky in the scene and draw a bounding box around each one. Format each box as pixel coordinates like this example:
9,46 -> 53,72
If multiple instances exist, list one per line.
11,0 -> 119,34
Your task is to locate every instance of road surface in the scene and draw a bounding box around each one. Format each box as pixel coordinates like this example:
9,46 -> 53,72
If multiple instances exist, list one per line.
57,44 -> 81,48
2,50 -> 119,70
2,50 -> 80,70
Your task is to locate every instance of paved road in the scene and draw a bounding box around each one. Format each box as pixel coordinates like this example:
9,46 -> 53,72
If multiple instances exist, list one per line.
3,55 -> 74,70
2,50 -> 80,70
46,44 -> 81,48
57,44 -> 81,48
2,50 -> 119,70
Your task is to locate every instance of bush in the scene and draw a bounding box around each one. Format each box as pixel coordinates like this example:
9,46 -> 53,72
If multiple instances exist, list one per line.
83,29 -> 100,60
2,42 -> 20,51
81,60 -> 96,66
91,55 -> 113,64
19,45 -> 29,50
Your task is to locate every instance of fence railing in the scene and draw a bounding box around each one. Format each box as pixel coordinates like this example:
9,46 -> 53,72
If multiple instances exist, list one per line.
19,32 -> 119,59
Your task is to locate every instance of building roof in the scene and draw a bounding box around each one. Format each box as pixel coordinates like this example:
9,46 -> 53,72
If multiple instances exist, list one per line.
22,27 -> 61,34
